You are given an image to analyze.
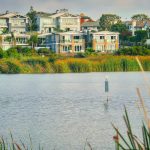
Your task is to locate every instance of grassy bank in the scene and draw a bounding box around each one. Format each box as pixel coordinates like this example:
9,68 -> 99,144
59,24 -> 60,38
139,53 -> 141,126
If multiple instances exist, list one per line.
1,55 -> 150,74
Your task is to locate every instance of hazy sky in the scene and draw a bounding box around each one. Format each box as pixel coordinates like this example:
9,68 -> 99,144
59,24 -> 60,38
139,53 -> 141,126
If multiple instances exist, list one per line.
0,0 -> 149,20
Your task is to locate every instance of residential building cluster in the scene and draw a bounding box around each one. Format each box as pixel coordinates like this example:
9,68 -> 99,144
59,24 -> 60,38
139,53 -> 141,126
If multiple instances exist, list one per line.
3,9 -> 149,53
124,20 -> 150,36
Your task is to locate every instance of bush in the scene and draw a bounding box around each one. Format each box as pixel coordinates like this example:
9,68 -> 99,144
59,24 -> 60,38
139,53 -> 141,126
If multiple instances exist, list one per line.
49,54 -> 59,63
116,46 -> 150,56
6,48 -> 20,58
6,60 -> 22,73
38,48 -> 52,55
74,52 -> 86,58
16,47 -> 37,56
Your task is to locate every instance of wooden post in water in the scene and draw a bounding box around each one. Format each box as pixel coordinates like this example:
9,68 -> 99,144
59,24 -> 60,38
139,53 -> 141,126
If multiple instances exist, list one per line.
105,77 -> 109,103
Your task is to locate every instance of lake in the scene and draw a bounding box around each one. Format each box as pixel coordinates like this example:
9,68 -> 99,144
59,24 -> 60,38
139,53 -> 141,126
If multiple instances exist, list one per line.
0,72 -> 150,150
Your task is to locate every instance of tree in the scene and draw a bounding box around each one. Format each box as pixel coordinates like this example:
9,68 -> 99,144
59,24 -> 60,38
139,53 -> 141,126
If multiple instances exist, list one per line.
111,23 -> 128,33
135,30 -> 148,43
26,6 -> 38,31
99,14 -> 121,31
131,14 -> 149,21
0,48 -> 3,58
11,32 -> 16,47
28,34 -> 38,49
115,46 -> 150,56
111,23 -> 132,46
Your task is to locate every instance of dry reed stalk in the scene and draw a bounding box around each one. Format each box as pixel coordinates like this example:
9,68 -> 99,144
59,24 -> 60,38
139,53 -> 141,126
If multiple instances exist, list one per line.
136,57 -> 150,129
136,57 -> 150,95
136,88 -> 149,127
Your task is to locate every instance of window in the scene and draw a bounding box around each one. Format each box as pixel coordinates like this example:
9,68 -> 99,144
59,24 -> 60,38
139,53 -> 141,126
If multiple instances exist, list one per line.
75,45 -> 81,52
111,36 -> 116,40
100,36 -> 104,39
74,36 -> 80,40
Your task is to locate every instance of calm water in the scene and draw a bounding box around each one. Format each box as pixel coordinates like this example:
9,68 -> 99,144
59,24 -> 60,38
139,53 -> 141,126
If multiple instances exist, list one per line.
0,72 -> 150,150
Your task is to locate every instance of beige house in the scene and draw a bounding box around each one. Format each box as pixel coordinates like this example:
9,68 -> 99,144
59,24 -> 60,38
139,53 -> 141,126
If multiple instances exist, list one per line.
0,12 -> 28,34
92,31 -> 119,52
36,9 -> 80,33
50,31 -> 85,53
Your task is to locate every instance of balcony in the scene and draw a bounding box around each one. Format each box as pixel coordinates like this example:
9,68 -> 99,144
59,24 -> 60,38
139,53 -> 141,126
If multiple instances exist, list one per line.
11,23 -> 26,27
73,39 -> 84,43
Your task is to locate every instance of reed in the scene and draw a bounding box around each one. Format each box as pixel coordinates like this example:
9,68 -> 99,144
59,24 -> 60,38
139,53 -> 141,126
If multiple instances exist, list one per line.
1,55 -> 150,73
113,57 -> 150,150
0,133 -> 44,150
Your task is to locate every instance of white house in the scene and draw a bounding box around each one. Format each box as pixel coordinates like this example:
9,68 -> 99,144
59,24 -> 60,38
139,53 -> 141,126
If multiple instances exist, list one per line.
81,20 -> 99,32
0,11 -> 28,34
0,33 -> 30,50
36,9 -> 80,33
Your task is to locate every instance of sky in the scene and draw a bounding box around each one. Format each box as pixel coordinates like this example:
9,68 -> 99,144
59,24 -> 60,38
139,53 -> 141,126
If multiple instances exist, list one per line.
0,0 -> 149,20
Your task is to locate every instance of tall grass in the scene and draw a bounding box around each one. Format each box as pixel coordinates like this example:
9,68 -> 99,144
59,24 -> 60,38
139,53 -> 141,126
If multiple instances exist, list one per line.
1,55 -> 150,73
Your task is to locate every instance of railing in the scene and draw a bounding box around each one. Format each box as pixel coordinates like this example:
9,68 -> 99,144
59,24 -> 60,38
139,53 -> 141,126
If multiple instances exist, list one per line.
11,23 -> 26,26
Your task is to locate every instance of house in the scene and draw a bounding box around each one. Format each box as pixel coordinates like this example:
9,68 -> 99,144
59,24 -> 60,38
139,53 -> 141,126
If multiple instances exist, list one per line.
49,31 -> 85,53
36,9 -> 80,33
92,31 -> 119,52
35,12 -> 56,33
37,33 -> 52,49
0,32 -> 53,50
80,13 -> 93,25
125,20 -> 150,36
0,11 -> 28,34
81,20 -> 99,32
0,33 -> 30,50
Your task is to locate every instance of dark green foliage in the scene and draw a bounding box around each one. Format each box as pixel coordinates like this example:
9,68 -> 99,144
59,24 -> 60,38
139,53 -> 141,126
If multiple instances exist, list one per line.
28,34 -> 38,49
48,54 -> 59,63
6,48 -> 20,58
0,48 -> 4,59
99,14 -> 121,31
131,14 -> 149,21
26,6 -> 38,31
111,23 -> 128,33
1,28 -> 9,34
16,47 -> 36,56
37,48 -> 52,55
116,46 -> 150,56
111,23 -> 131,43
135,30 -> 148,43
75,52 -> 86,58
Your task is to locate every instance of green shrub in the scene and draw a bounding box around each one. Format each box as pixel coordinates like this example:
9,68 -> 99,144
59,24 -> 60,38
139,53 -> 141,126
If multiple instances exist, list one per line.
38,48 -> 52,55
6,48 -> 20,58
6,60 -> 22,73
